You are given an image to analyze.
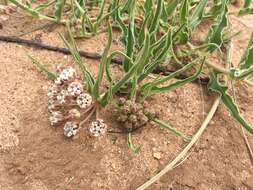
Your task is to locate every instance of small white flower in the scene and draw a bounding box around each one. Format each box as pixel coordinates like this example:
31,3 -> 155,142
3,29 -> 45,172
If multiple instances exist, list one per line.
54,67 -> 76,85
64,121 -> 79,137
47,83 -> 58,98
77,93 -> 92,109
55,77 -> 64,85
67,81 -> 83,96
89,119 -> 107,137
47,100 -> 55,112
49,111 -> 63,126
56,90 -> 68,104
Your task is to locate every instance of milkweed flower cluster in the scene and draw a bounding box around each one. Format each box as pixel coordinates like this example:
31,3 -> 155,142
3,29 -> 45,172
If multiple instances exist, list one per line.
47,67 -> 107,138
89,119 -> 107,137
116,98 -> 157,132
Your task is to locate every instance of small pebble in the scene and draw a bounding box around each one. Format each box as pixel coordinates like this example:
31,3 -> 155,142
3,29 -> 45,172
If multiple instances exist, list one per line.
153,152 -> 161,160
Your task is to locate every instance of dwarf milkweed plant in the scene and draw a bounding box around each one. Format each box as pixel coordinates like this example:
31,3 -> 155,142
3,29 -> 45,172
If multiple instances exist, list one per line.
24,0 -> 253,151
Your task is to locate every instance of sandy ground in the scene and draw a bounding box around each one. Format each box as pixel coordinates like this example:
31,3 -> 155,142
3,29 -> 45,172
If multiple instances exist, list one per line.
0,3 -> 253,190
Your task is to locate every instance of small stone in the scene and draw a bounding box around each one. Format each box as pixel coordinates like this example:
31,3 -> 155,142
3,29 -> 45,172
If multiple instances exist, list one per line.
153,152 -> 161,160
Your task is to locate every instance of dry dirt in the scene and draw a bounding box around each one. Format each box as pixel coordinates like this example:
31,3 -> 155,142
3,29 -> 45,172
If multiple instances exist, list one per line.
0,3 -> 253,190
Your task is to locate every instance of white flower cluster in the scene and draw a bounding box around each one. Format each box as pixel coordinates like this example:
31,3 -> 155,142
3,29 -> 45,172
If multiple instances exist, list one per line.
89,119 -> 107,137
64,121 -> 79,137
49,111 -> 63,126
77,93 -> 92,109
47,66 -> 107,138
55,67 -> 75,85
67,81 -> 83,96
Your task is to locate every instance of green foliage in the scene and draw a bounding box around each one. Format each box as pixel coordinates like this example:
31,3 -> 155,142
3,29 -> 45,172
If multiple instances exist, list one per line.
127,133 -> 141,154
54,0 -> 66,22
189,0 -> 208,29
238,0 -> 253,16
230,33 -> 253,80
239,32 -> 253,70
20,0 -> 253,149
208,72 -> 253,134
28,55 -> 58,80
206,0 -> 228,52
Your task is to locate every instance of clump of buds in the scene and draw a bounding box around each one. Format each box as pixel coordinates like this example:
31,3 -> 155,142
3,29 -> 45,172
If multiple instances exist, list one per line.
47,67 -> 107,138
115,98 -> 157,132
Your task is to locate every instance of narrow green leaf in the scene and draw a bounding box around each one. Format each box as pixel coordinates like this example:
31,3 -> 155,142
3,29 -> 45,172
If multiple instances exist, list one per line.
239,32 -> 253,70
243,0 -> 252,8
153,118 -> 191,141
189,0 -> 208,29
165,0 -> 179,17
178,0 -> 189,43
9,0 -> 39,17
34,0 -> 55,12
74,0 -> 85,18
127,133 -> 141,154
54,0 -> 66,22
238,8 -> 253,16
208,72 -> 253,134
206,0 -> 223,18
59,24 -> 94,92
123,0 -> 136,72
28,55 -> 57,80
93,24 -> 113,98
149,0 -> 163,34
146,59 -> 204,95
206,0 -> 228,52
142,62 -> 193,91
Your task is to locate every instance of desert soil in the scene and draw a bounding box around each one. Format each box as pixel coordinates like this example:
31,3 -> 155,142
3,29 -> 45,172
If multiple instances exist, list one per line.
0,2 -> 253,190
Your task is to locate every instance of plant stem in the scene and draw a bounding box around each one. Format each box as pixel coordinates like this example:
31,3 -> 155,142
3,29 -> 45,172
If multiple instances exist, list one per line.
136,96 -> 220,190
206,60 -> 230,74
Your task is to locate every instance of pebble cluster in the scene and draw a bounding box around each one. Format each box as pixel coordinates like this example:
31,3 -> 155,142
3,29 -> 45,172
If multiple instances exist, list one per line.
47,67 -> 107,137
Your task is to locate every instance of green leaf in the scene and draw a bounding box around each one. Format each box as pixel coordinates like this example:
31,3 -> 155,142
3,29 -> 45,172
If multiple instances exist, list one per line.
106,51 -> 133,82
28,55 -> 58,80
138,12 -> 150,47
34,0 -> 55,12
59,24 -> 94,93
206,0 -> 228,52
178,0 -> 189,43
239,32 -> 253,70
189,0 -> 208,29
238,0 -> 253,15
180,0 -> 189,24
242,0 -> 252,8
54,0 -> 66,22
96,0 -> 105,21
149,0 -> 163,34
145,58 -> 204,95
238,8 -> 253,16
231,33 -> 253,80
165,0 -> 179,17
206,0 -> 223,18
142,62 -> 193,91
127,133 -> 141,154
123,0 -> 136,72
144,0 -> 153,15
9,0 -> 39,17
74,0 -> 84,18
208,72 -> 253,134
93,24 -> 113,98
153,118 -> 191,141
